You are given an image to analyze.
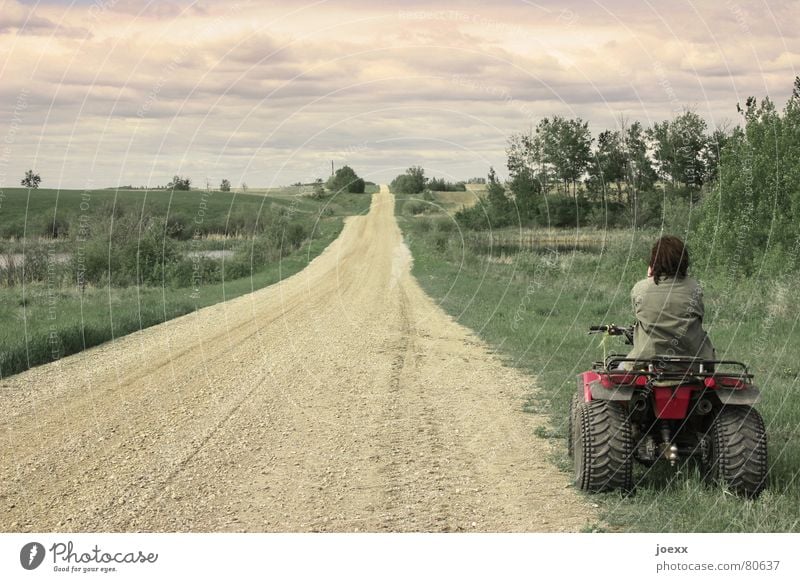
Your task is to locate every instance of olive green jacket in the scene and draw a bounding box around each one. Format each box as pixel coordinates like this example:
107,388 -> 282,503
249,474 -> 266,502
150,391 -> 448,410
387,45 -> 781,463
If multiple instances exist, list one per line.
626,275 -> 715,363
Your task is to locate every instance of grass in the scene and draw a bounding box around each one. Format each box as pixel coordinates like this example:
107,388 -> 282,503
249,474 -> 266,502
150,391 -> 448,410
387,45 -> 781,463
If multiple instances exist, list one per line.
395,196 -> 800,532
0,187 -> 372,378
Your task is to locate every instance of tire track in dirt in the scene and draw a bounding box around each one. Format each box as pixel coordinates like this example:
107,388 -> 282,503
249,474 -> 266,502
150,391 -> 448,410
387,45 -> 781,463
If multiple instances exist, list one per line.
0,186 -> 596,532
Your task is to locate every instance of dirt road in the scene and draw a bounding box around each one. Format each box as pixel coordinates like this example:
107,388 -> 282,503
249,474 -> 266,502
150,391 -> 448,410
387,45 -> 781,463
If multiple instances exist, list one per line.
1,187 -> 595,532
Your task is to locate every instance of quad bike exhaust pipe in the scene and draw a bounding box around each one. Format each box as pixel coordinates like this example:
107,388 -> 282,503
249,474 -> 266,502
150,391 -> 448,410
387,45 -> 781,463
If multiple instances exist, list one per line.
696,398 -> 713,415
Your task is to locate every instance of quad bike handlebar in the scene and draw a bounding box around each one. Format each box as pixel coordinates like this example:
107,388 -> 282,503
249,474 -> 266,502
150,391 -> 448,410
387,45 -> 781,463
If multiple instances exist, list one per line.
588,324 -> 634,345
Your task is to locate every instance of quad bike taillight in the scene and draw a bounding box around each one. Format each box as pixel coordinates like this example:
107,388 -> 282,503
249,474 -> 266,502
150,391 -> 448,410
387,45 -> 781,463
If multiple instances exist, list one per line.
600,373 -> 649,388
703,376 -> 749,390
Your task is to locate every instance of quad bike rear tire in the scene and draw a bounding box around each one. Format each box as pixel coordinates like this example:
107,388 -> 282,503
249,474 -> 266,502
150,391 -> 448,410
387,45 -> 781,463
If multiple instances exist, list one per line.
573,400 -> 634,493
567,390 -> 582,458
702,406 -> 768,499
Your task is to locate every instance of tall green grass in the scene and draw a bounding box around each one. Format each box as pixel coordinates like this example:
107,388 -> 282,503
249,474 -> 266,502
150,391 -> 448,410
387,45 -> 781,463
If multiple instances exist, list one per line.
0,218 -> 347,379
398,206 -> 800,532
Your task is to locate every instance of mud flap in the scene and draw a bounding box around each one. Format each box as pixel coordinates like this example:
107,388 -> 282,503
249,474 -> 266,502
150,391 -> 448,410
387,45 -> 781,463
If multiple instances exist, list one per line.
716,386 -> 761,405
589,380 -> 635,401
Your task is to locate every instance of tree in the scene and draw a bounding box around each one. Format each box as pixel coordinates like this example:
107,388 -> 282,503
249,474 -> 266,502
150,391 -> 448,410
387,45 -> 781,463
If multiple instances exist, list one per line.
591,130 -> 626,200
647,109 -> 708,190
241,182 -> 248,192
534,116 -> 592,195
21,169 -> 41,189
560,117 -> 593,196
167,175 -> 191,191
624,121 -> 656,199
220,179 -> 231,192
506,130 -> 536,179
486,167 -> 511,225
390,166 -> 427,194
327,165 -> 365,194
310,178 -> 326,199
508,166 -> 541,223
702,123 -> 731,185
696,77 -> 800,275
508,127 -> 551,193
671,109 -> 708,189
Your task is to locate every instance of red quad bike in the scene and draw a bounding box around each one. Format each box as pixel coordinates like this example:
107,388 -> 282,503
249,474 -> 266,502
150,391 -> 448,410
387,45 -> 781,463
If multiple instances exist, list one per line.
569,324 -> 768,498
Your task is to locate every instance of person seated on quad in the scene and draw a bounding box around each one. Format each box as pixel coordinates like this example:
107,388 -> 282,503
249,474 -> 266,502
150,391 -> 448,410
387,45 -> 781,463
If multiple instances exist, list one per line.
622,235 -> 715,372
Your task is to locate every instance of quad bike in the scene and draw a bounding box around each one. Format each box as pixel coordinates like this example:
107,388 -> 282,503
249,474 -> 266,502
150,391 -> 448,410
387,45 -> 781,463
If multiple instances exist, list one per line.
569,324 -> 768,498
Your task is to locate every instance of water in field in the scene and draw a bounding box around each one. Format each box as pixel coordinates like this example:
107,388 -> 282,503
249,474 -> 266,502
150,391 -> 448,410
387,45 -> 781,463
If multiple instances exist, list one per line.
185,250 -> 235,260
0,249 -> 236,270
463,233 -> 601,256
0,253 -> 70,268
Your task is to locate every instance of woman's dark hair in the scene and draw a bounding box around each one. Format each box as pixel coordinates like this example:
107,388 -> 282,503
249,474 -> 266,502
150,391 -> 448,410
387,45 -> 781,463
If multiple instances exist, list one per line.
650,235 -> 689,284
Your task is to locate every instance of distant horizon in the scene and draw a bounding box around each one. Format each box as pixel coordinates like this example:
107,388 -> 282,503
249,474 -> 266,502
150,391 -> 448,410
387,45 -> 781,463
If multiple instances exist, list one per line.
1,0 -> 797,189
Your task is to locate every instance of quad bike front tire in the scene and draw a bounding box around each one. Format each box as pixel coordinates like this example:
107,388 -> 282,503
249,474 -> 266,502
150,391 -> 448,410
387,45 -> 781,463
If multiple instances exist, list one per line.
702,406 -> 768,499
573,399 -> 634,493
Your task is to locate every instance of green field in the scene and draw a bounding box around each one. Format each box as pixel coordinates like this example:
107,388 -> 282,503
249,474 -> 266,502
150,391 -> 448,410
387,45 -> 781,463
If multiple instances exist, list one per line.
0,186 -> 373,378
396,196 -> 800,532
0,186 -> 376,241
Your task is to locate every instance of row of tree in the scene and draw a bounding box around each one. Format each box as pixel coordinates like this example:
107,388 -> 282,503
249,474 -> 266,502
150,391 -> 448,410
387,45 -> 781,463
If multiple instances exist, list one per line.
505,109 -> 724,201
456,76 -> 800,275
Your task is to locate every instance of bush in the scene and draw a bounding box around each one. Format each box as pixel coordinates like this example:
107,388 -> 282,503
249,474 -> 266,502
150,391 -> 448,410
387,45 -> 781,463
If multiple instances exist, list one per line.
454,200 -> 492,230
74,215 -> 179,287
585,201 -> 629,229
38,216 -> 70,238
327,165 -> 365,194
536,195 -> 591,228
428,178 -> 466,191
434,217 -> 457,233
403,200 -> 428,215
390,166 -> 426,194
166,214 -> 193,240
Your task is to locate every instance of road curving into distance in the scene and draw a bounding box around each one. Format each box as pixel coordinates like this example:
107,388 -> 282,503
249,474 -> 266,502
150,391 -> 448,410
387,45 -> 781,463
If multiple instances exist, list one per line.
1,186 -> 596,532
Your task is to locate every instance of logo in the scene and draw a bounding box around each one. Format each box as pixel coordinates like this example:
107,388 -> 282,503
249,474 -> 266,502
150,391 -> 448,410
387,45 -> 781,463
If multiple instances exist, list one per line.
20,542 -> 46,570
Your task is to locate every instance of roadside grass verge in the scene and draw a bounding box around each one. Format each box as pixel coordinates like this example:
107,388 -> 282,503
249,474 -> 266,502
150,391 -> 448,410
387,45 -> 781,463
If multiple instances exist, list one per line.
396,200 -> 800,532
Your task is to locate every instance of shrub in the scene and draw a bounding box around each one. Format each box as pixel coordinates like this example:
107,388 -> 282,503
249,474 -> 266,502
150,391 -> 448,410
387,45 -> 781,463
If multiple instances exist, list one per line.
327,166 -> 365,194
390,166 -> 426,194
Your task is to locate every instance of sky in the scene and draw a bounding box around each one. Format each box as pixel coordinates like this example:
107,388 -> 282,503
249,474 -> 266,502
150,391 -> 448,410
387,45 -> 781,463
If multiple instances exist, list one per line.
0,0 -> 798,189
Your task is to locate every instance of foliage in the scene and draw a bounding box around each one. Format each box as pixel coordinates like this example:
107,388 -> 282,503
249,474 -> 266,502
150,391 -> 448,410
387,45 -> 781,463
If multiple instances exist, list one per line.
220,179 -> 231,192
647,109 -> 709,189
310,178 -> 327,199
167,175 -> 191,191
21,169 -> 41,189
695,77 -> 800,276
327,165 -> 365,194
390,166 -> 427,194
427,177 -> 466,191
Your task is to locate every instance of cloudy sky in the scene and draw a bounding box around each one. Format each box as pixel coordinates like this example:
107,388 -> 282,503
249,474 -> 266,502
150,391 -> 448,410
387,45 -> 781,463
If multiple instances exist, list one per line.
0,0 -> 797,189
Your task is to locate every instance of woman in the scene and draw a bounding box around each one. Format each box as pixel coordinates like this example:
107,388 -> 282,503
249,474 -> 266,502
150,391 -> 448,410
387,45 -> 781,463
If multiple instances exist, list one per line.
625,235 -> 715,369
